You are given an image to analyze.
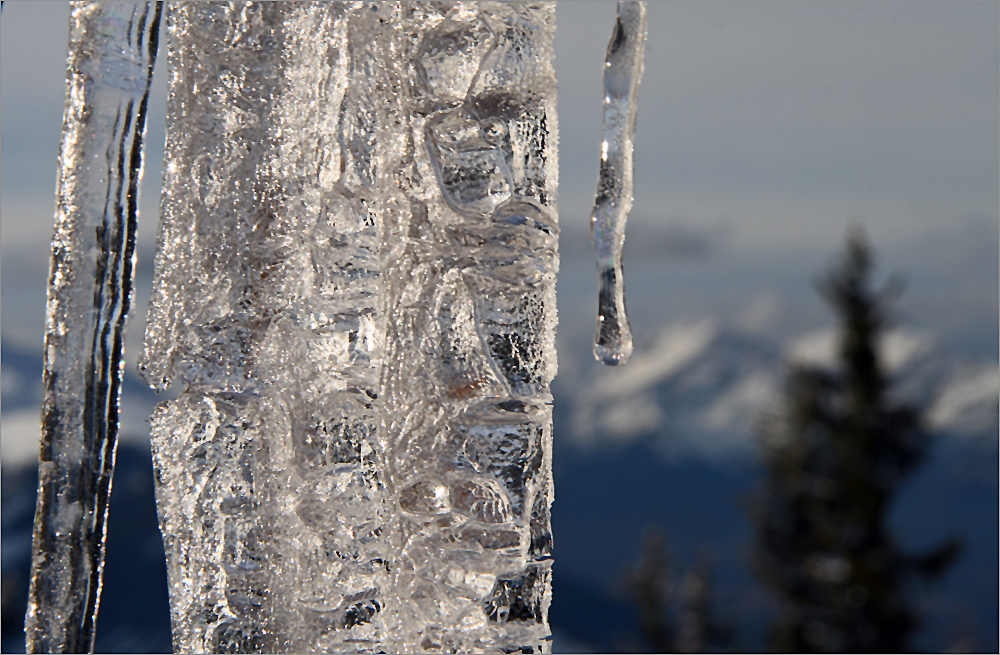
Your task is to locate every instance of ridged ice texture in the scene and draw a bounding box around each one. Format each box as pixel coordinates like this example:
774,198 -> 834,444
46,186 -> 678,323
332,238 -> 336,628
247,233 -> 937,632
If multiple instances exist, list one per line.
382,4 -> 557,651
25,3 -> 161,653
142,4 -> 386,652
590,0 -> 646,366
140,3 -> 556,653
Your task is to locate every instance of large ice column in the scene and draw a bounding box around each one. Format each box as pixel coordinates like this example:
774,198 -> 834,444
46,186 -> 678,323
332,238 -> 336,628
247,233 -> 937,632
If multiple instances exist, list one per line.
380,4 -> 558,651
140,4 -> 383,651
140,4 -> 284,651
141,3 -> 556,652
25,3 -> 161,653
142,3 -> 389,651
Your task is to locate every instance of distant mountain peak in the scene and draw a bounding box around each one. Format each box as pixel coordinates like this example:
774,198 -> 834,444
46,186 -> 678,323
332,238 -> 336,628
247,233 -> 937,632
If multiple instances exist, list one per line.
587,318 -> 720,400
568,320 -> 998,462
788,327 -> 934,374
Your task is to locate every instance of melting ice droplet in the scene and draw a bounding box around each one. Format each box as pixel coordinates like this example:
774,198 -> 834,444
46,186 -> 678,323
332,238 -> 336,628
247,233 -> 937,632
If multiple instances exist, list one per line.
590,0 -> 647,366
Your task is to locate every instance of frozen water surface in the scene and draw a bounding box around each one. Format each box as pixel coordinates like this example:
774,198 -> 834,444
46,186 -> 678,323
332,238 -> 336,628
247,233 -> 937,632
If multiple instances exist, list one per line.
140,2 -> 556,652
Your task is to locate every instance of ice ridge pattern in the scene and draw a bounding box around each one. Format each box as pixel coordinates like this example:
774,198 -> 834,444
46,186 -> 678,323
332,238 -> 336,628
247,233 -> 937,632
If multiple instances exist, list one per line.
141,3 -> 557,653
25,3 -> 162,653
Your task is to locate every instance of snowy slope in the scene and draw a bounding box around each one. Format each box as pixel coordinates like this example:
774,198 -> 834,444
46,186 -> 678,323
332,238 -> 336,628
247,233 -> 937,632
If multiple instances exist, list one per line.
565,320 -> 999,460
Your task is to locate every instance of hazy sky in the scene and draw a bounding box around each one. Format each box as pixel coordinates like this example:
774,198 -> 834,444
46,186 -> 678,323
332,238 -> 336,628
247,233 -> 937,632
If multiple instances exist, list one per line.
3,0 -> 998,359
3,1 -> 997,248
557,1 -> 998,248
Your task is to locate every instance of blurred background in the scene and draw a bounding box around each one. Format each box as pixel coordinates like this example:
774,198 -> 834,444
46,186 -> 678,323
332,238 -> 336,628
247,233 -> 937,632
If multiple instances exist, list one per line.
2,2 -> 997,652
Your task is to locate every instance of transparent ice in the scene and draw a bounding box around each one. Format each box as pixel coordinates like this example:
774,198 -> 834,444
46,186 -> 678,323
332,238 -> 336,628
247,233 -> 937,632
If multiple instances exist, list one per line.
140,3 -> 557,653
24,3 -> 162,653
590,0 -> 647,366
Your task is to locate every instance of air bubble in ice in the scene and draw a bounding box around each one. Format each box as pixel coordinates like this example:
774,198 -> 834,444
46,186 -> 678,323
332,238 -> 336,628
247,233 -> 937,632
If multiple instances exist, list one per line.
399,480 -> 452,516
426,112 -> 512,217
451,478 -> 513,524
416,18 -> 495,102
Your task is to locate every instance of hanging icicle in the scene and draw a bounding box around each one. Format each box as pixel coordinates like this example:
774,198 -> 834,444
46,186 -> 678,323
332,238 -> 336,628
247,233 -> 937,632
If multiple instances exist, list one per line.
25,2 -> 162,653
590,0 -> 647,366
139,2 -> 556,652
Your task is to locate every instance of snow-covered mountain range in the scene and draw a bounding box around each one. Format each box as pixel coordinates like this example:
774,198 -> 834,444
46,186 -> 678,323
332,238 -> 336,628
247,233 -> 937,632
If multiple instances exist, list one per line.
561,319 -> 999,461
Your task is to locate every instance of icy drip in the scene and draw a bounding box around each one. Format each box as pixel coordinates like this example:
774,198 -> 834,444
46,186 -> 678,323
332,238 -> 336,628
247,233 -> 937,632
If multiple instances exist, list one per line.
139,3 -> 556,653
590,1 -> 647,366
24,3 -> 161,653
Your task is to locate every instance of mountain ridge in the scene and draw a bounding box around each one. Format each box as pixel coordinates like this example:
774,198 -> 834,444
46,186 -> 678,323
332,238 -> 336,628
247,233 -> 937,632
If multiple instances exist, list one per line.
561,319 -> 998,461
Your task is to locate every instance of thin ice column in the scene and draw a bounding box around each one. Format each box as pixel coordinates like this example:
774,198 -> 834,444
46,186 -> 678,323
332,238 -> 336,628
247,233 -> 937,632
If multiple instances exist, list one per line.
25,2 -> 162,653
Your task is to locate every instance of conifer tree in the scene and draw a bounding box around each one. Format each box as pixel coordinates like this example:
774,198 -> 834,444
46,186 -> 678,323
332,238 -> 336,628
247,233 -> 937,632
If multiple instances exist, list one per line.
622,526 -> 733,653
751,230 -> 960,652
676,550 -> 734,653
624,526 -> 674,652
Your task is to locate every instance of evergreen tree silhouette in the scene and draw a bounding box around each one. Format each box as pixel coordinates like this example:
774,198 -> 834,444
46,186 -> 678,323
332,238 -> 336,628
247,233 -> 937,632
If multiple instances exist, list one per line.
622,525 -> 734,653
623,526 -> 674,653
751,229 -> 960,652
676,550 -> 735,653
